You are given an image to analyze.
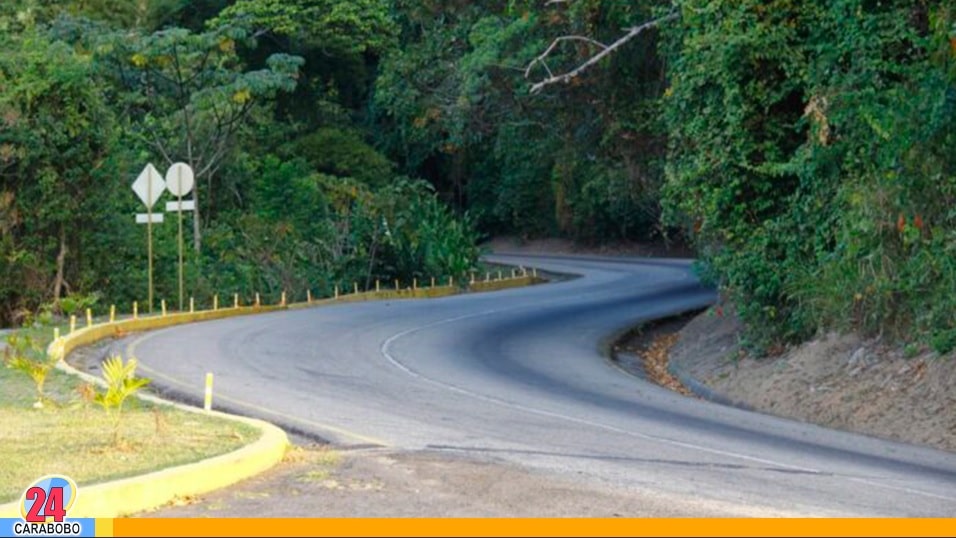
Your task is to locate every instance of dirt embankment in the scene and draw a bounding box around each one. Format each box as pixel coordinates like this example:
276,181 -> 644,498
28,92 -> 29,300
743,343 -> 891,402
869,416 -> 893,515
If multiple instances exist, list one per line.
662,303 -> 956,453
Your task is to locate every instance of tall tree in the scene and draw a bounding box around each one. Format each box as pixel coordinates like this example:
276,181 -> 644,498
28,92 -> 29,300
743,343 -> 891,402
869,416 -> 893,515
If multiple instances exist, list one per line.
94,25 -> 303,252
0,34 -> 115,315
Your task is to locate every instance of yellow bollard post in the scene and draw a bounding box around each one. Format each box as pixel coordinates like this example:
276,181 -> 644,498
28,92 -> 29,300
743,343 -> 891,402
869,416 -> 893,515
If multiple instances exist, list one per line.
281,291 -> 286,307
53,327 -> 60,341
533,267 -> 538,278
497,270 -> 502,281
394,279 -> 400,291
213,294 -> 219,311
413,278 -> 417,290
70,315 -> 76,334
190,297 -> 195,313
86,308 -> 93,328
161,299 -> 167,317
307,289 -> 312,304
204,372 -> 214,412
376,280 -> 380,293
431,276 -> 436,288
133,301 -> 138,320
470,272 -> 476,284
234,293 -> 239,308
255,293 -> 260,307
449,275 -> 454,287
353,282 -> 358,294
109,304 -> 116,323
512,268 -> 517,279
334,285 -> 339,299
485,272 -> 490,282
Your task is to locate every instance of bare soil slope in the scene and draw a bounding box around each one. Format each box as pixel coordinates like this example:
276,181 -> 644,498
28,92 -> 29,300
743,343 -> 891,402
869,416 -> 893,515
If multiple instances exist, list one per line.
669,303 -> 956,453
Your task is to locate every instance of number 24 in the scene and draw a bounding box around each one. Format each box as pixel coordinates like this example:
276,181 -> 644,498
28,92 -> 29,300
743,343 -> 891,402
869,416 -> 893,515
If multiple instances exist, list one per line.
25,487 -> 66,522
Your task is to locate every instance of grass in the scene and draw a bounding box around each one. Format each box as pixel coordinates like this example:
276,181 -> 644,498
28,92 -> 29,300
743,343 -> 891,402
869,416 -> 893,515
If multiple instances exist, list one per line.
285,446 -> 341,484
1,335 -> 259,504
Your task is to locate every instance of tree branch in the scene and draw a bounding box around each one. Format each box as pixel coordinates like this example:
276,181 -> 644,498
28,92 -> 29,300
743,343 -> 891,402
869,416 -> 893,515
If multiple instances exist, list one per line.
525,36 -> 608,79
526,11 -> 678,94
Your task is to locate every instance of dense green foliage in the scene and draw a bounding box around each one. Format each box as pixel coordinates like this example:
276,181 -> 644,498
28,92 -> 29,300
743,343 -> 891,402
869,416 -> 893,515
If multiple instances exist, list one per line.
372,0 -> 956,350
662,1 -> 956,350
0,0 -> 480,324
373,1 -> 669,241
2,0 -> 955,353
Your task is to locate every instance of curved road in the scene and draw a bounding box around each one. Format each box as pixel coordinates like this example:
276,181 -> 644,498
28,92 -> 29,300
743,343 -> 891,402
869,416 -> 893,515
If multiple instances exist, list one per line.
125,254 -> 956,516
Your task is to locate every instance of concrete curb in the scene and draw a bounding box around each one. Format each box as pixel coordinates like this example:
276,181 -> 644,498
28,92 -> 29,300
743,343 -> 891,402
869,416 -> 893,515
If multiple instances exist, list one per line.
602,309 -> 752,411
666,360 -> 751,410
0,410 -> 288,518
0,272 -> 542,517
664,326 -> 757,412
0,309 -> 291,518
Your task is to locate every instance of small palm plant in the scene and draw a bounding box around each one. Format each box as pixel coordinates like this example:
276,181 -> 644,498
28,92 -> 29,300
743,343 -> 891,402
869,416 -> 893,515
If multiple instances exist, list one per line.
94,355 -> 150,445
4,332 -> 60,408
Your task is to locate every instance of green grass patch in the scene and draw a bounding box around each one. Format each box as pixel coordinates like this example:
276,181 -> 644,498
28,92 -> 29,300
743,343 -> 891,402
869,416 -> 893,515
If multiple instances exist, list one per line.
1,339 -> 259,504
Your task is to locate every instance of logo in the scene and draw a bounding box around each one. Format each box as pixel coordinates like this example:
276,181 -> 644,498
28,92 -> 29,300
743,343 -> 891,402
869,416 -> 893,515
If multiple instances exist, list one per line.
1,475 -> 93,537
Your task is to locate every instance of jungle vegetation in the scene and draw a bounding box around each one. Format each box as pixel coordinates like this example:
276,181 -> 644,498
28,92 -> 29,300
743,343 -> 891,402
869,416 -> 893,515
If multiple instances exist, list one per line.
1,1 -> 954,353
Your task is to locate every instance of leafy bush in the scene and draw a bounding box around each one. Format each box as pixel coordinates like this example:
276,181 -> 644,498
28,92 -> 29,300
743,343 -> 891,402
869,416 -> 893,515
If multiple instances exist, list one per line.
291,128 -> 394,188
931,329 -> 956,356
377,187 -> 481,282
58,292 -> 100,317
199,159 -> 480,301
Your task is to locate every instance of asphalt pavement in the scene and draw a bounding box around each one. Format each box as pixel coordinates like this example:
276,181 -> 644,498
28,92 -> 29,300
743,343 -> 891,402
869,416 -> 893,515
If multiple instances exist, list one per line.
123,254 -> 956,516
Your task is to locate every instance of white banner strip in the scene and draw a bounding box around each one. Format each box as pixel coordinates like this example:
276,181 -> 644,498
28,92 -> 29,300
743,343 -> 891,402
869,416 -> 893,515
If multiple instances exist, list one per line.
136,213 -> 165,224
165,200 -> 196,212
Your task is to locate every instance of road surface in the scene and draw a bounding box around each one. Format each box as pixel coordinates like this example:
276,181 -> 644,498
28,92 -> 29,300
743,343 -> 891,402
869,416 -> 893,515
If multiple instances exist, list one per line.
124,254 -> 956,516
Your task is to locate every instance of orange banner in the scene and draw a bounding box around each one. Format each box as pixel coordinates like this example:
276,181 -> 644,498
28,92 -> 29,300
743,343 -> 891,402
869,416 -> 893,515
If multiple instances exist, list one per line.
111,518 -> 956,537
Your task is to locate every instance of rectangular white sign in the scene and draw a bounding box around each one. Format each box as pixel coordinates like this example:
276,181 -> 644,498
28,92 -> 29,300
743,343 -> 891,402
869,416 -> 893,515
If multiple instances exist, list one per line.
166,200 -> 196,212
136,213 -> 165,224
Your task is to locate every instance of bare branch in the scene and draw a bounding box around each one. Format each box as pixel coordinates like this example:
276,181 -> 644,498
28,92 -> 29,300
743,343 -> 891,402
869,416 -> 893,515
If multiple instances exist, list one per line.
526,11 -> 678,94
146,134 -> 174,164
525,36 -> 608,79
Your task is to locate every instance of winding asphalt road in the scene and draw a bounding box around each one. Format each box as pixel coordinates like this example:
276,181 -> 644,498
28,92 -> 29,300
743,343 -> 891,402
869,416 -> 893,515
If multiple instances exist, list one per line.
123,254 -> 956,516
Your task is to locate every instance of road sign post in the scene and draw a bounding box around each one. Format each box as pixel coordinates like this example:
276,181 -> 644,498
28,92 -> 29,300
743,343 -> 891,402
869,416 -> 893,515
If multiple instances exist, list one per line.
165,163 -> 195,312
132,163 -> 166,314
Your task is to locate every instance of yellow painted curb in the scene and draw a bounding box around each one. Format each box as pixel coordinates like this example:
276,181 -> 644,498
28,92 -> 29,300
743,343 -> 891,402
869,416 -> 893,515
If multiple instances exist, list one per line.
468,275 -> 538,293
0,411 -> 287,518
0,273 -> 541,518
0,308 -> 290,518
69,410 -> 287,518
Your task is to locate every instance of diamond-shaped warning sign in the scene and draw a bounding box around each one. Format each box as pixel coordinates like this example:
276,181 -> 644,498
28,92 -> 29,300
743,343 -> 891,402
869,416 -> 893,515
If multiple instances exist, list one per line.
132,163 -> 166,209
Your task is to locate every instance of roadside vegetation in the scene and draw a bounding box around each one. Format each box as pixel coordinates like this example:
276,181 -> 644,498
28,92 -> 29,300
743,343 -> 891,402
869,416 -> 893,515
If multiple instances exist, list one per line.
0,1 -> 954,356
1,328 -> 257,503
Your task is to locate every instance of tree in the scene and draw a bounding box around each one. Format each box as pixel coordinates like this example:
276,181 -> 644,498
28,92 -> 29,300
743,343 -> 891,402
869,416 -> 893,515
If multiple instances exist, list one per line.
373,1 -> 672,240
209,0 -> 396,56
94,25 -> 303,252
0,33 -> 115,313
